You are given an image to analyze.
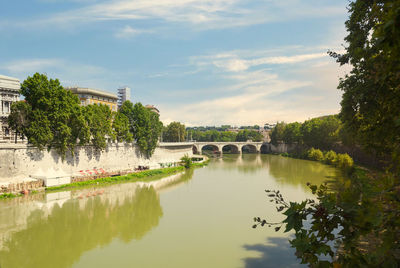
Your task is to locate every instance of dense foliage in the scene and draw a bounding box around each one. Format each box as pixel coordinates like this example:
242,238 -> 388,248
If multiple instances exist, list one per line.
332,0 -> 400,164
9,73 -> 162,157
270,115 -> 341,150
163,121 -> 186,142
9,73 -> 86,155
188,128 -> 263,142
256,1 -> 400,266
119,101 -> 163,157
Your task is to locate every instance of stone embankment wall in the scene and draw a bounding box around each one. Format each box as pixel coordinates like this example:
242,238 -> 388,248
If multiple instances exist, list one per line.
0,142 -> 193,186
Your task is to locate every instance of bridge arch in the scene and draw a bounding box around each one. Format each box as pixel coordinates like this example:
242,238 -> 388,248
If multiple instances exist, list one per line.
192,145 -> 199,154
222,144 -> 240,154
260,144 -> 270,154
201,144 -> 221,154
241,144 -> 258,154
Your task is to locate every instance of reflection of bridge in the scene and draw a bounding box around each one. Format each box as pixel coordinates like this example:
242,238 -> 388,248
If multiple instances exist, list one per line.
193,142 -> 266,154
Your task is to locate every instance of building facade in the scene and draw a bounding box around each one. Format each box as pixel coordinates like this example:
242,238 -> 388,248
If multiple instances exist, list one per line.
66,87 -> 118,112
117,87 -> 131,108
0,75 -> 20,142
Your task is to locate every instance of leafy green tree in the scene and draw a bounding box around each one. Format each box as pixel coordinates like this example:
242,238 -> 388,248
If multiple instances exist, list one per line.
16,73 -> 86,156
163,121 -> 186,142
130,103 -> 163,157
282,122 -> 302,144
270,122 -> 286,145
301,116 -> 340,150
83,104 -> 114,151
255,2 -> 400,266
118,101 -> 136,134
235,129 -> 262,142
331,0 -> 400,164
8,101 -> 31,143
112,112 -> 133,143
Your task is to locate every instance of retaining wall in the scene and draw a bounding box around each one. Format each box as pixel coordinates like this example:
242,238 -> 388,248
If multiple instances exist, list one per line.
0,142 -> 193,185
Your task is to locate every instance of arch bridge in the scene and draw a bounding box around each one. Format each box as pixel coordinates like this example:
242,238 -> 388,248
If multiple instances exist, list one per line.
193,141 -> 265,155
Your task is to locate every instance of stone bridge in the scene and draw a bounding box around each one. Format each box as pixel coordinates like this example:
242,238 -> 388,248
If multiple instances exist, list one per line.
193,141 -> 266,154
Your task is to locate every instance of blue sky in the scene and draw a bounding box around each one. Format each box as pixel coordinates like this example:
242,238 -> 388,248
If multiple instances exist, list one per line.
1,0 -> 351,126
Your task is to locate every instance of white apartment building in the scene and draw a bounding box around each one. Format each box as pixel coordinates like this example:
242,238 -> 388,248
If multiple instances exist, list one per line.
0,75 -> 20,142
117,87 -> 131,108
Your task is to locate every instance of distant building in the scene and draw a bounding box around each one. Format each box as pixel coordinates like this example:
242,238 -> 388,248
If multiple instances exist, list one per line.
264,123 -> 276,130
66,87 -> 118,112
0,75 -> 20,142
117,87 -> 131,108
145,104 -> 160,115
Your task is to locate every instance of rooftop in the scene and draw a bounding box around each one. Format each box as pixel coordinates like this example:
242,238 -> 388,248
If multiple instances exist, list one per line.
0,75 -> 20,91
65,87 -> 117,100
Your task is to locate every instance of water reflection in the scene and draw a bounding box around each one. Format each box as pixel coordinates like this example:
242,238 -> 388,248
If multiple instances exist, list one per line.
266,156 -> 339,188
0,170 -> 195,268
212,154 -> 338,189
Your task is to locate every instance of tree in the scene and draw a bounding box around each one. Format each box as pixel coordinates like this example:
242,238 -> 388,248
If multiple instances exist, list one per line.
255,1 -> 400,266
124,102 -> 162,157
301,116 -> 340,150
163,121 -> 186,142
118,101 -> 136,134
83,104 -> 114,151
112,111 -> 133,143
8,101 -> 31,143
331,0 -> 400,164
282,122 -> 302,144
270,122 -> 286,145
15,73 -> 86,156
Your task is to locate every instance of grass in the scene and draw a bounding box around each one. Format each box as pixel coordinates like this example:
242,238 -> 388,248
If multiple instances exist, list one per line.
0,193 -> 20,200
0,158 -> 210,199
46,161 -> 209,192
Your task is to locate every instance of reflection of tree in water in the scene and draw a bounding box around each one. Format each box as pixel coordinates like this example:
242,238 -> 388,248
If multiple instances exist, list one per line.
0,186 -> 162,268
214,154 -> 268,174
266,156 -> 340,189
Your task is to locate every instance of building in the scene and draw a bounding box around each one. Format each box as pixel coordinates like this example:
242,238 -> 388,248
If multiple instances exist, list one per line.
66,87 -> 118,112
145,104 -> 160,115
117,87 -> 131,108
0,75 -> 20,142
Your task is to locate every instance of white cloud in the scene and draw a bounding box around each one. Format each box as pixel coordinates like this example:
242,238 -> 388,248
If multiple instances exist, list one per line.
9,0 -> 347,32
114,25 -> 150,38
158,46 -> 347,125
190,48 -> 329,73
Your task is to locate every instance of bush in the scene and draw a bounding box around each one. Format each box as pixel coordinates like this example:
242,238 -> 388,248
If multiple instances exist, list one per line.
307,148 -> 324,162
336,153 -> 354,171
180,154 -> 192,169
324,150 -> 338,165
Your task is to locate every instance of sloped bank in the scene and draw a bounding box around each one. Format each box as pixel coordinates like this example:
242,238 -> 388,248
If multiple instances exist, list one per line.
0,142 -> 195,192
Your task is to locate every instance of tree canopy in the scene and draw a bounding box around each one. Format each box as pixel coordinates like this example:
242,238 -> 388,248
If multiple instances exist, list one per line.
9,74 -> 162,158
163,121 -> 186,142
331,0 -> 400,164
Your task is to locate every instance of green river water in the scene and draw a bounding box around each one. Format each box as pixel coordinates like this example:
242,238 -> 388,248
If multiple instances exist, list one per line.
0,154 -> 339,268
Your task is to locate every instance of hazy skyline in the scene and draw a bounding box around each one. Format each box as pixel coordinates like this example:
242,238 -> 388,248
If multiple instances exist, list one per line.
1,0 -> 350,126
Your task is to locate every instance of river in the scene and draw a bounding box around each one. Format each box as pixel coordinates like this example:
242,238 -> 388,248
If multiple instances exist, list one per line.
0,154 -> 338,268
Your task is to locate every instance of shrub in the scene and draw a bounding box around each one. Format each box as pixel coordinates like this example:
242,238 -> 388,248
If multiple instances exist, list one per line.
307,148 -> 324,162
324,150 -> 338,165
180,154 -> 192,169
336,153 -> 354,171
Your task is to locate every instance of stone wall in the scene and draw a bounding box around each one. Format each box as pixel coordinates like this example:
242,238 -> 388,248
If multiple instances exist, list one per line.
0,142 -> 193,185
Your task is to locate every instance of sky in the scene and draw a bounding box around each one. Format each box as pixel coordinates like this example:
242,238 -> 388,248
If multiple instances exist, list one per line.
0,0 -> 351,126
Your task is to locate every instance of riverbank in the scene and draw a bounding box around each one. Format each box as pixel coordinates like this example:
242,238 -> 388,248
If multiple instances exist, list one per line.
0,158 -> 209,200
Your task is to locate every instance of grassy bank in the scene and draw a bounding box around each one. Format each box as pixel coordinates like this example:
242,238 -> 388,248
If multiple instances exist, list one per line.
0,160 -> 209,199
45,161 -> 209,192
